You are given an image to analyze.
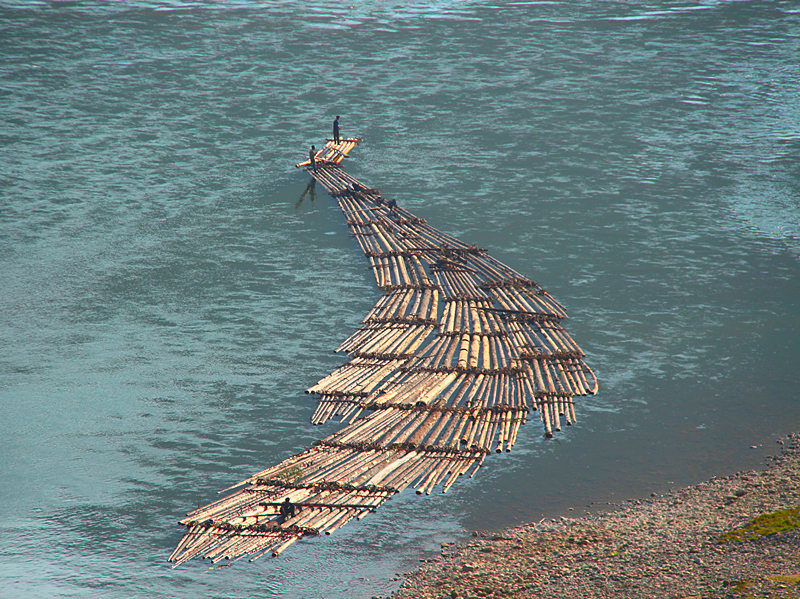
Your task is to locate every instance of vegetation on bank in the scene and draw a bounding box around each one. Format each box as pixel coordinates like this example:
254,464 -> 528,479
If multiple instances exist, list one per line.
730,575 -> 800,599
719,506 -> 800,543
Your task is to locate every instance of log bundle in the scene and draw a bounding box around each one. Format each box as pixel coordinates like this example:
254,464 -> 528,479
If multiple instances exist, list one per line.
169,138 -> 598,566
295,137 -> 362,168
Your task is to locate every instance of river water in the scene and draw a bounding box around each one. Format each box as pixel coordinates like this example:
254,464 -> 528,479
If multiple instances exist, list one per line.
1,2 -> 799,597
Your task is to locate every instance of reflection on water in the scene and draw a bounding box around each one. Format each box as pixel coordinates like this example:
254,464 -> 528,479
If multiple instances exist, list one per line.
295,179 -> 318,212
1,2 -> 799,598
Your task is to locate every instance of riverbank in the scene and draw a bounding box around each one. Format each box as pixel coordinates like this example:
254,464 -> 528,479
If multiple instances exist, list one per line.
391,433 -> 800,599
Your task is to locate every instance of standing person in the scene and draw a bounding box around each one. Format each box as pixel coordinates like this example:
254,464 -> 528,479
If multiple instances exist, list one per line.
333,115 -> 341,144
309,144 -> 317,171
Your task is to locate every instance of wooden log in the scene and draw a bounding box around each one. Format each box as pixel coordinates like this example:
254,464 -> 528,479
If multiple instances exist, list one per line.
467,332 -> 481,369
272,535 -> 301,557
425,410 -> 455,447
442,455 -> 478,492
456,333 -> 471,369
379,452 -> 430,491
364,450 -> 419,487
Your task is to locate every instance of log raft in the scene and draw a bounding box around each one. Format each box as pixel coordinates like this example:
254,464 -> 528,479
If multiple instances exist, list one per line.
169,137 -> 598,566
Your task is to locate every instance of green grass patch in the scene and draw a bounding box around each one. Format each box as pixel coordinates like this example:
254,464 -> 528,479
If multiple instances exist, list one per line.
719,506 -> 800,543
731,579 -> 754,593
727,575 -> 800,599
767,575 -> 800,585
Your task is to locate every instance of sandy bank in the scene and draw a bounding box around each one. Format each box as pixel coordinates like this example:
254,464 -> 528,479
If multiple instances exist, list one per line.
391,433 -> 800,599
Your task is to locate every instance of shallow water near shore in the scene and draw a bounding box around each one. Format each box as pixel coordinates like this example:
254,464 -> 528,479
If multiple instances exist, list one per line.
1,2 -> 799,598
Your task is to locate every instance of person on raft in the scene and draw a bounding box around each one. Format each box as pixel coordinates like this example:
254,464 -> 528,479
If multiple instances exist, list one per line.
333,115 -> 341,144
309,144 -> 317,171
278,497 -> 296,523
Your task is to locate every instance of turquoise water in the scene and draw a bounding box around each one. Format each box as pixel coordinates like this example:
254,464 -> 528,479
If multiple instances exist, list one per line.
1,2 -> 799,597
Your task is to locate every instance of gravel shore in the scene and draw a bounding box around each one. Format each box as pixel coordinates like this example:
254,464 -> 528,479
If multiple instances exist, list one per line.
391,433 -> 800,599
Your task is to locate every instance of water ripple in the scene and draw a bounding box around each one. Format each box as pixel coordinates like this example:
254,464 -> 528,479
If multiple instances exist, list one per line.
2,2 -> 800,598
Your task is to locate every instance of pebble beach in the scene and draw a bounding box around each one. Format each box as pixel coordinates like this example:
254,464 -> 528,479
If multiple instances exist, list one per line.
392,434 -> 800,599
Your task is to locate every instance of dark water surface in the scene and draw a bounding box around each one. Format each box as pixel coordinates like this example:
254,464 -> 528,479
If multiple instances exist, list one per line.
2,2 -> 799,597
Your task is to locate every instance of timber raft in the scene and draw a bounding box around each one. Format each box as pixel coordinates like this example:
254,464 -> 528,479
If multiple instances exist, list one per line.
169,137 -> 598,566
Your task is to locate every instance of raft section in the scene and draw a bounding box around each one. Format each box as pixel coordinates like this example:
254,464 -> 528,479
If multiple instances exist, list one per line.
169,137 -> 598,566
